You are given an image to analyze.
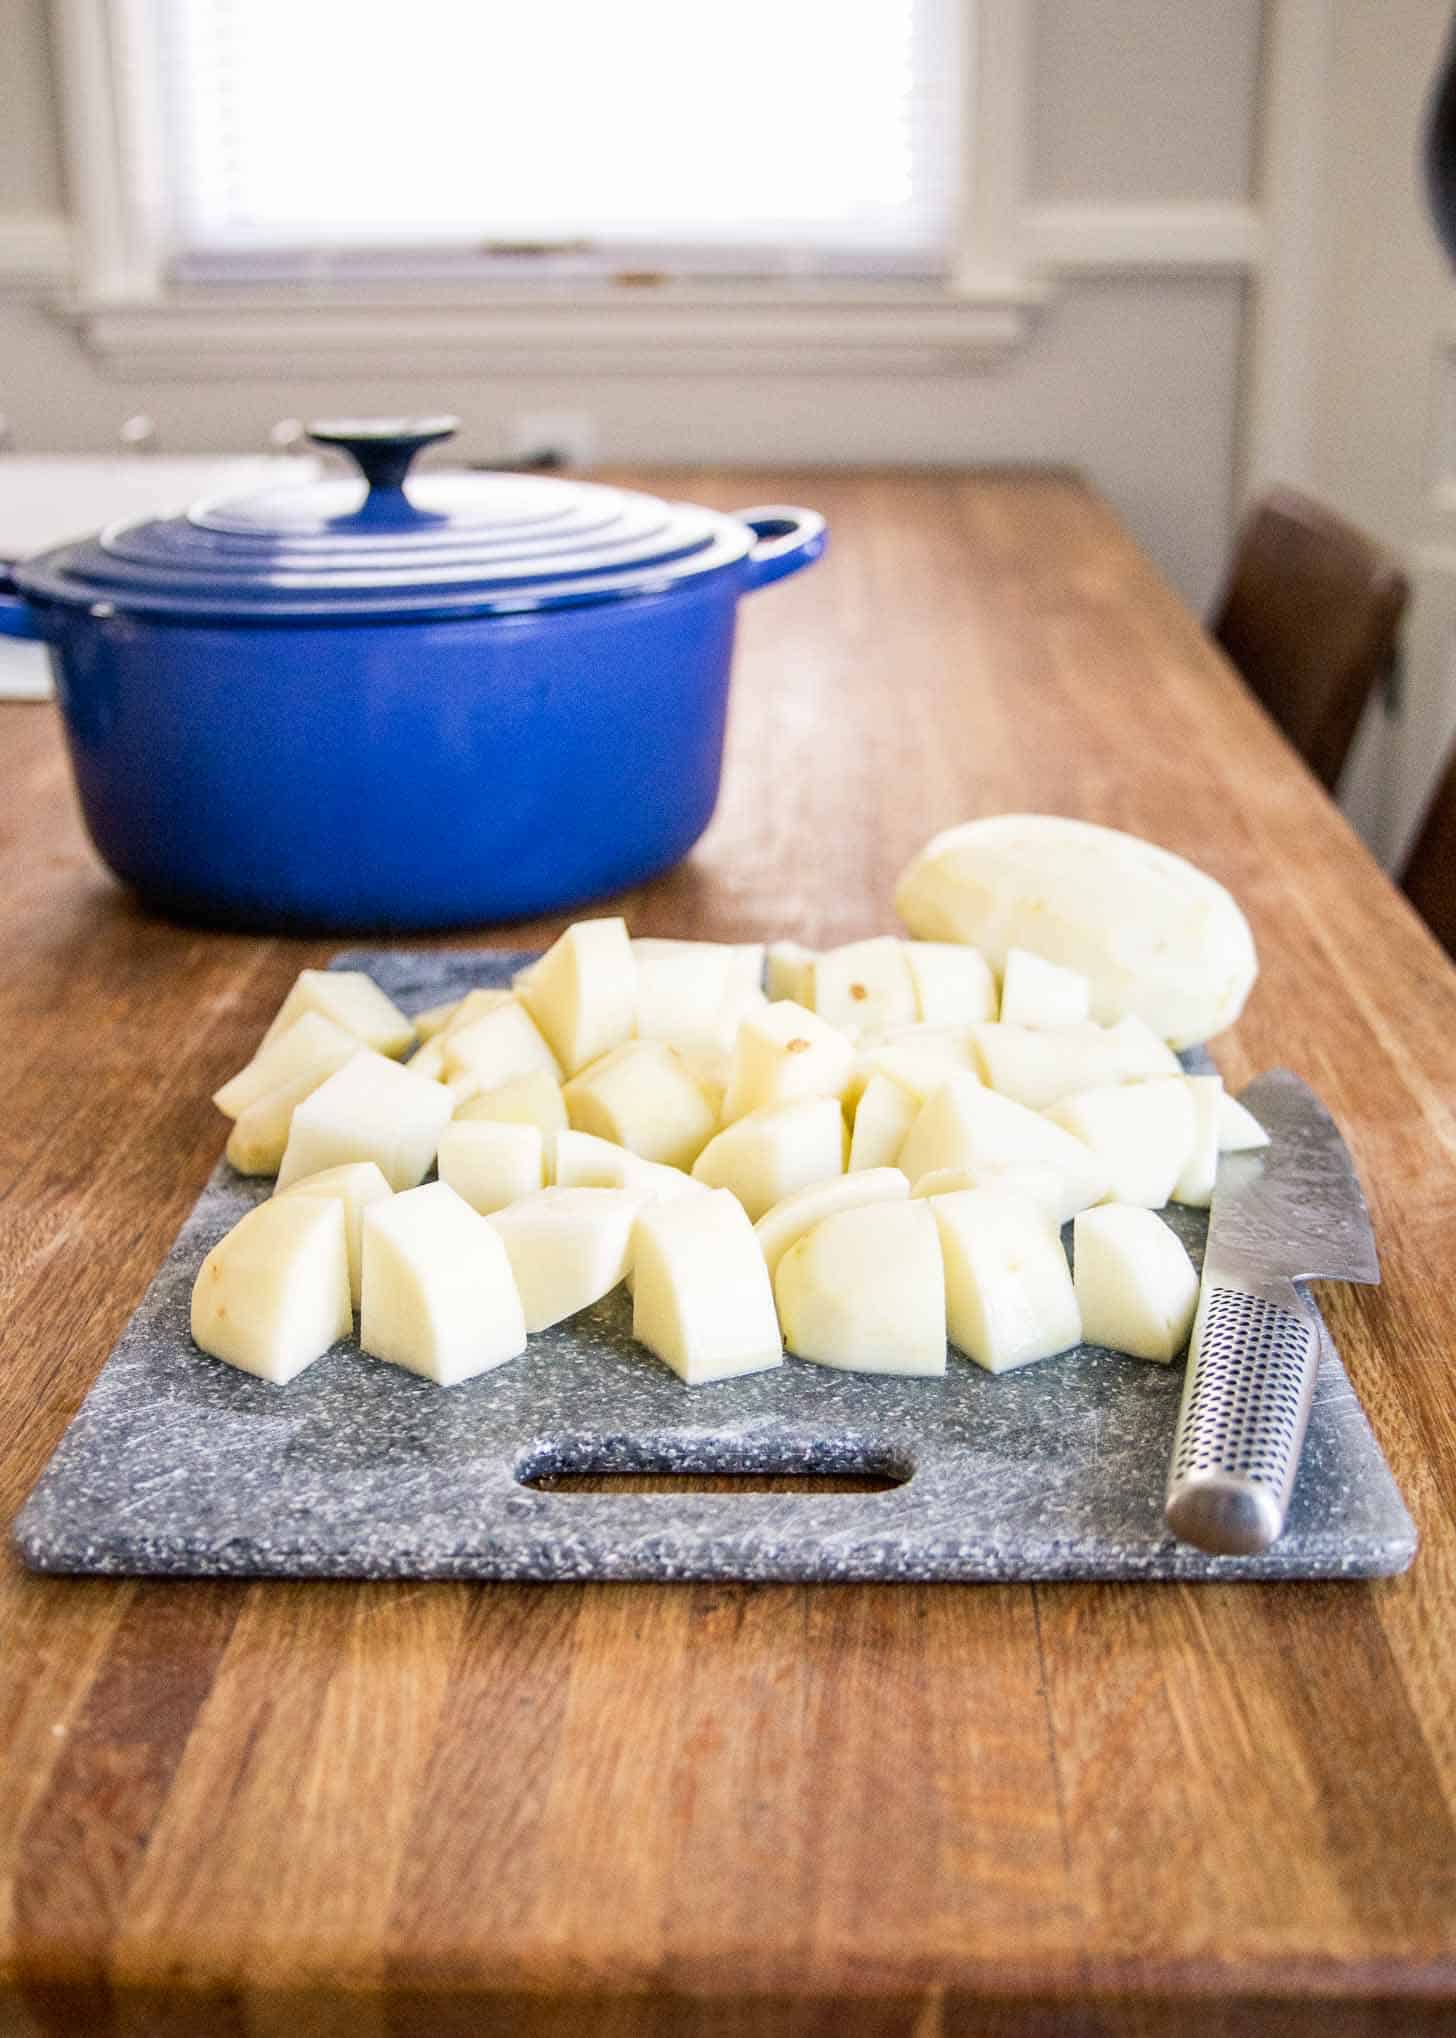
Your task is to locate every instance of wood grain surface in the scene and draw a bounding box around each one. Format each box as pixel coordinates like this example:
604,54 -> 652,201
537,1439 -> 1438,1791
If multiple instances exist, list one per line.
2,471 -> 1454,2037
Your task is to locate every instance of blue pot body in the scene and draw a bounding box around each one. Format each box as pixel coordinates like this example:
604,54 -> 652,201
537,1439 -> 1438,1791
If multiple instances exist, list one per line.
4,514 -> 823,932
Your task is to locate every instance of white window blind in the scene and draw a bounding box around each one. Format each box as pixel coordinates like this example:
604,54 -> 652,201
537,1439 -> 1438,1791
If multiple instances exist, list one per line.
156,0 -> 961,282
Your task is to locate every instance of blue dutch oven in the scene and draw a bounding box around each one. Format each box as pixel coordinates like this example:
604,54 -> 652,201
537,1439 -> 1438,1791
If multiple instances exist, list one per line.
0,418 -> 825,930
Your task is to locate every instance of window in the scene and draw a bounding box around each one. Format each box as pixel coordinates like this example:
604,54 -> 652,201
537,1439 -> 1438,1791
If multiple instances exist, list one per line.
156,0 -> 960,283
58,0 -> 1041,374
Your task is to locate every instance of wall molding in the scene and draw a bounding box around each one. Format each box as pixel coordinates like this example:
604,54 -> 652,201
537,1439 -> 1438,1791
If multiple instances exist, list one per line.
1238,0 -> 1334,503
65,281 -> 1053,380
1024,201 -> 1264,275
0,217 -> 74,294
0,195 -> 1281,323
1425,333 -> 1456,520
61,194 -> 1264,381
957,0 -> 1032,282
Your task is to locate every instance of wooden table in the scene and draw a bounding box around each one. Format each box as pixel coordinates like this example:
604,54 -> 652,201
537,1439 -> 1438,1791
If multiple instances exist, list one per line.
3,472 -> 1454,2037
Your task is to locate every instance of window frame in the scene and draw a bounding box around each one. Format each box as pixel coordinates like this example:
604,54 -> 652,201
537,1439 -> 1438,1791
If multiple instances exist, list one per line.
50,0 -> 1049,376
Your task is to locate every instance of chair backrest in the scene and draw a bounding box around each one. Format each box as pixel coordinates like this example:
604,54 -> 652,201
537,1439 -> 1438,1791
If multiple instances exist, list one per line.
1211,486 -> 1409,793
1402,746 -> 1456,959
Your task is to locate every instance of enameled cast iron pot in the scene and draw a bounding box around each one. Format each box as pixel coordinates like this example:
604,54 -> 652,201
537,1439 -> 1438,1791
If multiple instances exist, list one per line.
0,418 -> 825,930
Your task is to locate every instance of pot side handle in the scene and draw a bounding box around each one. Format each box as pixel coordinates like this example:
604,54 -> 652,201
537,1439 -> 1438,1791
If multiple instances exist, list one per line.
735,507 -> 827,593
0,565 -> 44,640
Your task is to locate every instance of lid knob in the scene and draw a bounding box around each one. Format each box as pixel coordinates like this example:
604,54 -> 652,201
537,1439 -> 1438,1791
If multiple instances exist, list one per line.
306,415 -> 459,517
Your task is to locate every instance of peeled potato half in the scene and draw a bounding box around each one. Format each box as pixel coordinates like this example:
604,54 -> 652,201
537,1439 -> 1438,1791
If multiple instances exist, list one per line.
895,814 -> 1257,1048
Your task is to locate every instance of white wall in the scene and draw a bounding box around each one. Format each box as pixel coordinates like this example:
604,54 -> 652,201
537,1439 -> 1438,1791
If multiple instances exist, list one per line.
1031,0 -> 1261,202
0,0 -> 64,214
1301,1 -> 1456,864
0,0 -> 1263,611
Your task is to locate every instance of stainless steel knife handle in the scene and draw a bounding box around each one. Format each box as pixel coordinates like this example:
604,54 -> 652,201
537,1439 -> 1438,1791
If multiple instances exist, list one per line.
1164,1275 -> 1321,1555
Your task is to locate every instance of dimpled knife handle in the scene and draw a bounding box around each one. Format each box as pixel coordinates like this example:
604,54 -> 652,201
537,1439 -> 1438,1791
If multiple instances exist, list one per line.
1164,1279 -> 1322,1556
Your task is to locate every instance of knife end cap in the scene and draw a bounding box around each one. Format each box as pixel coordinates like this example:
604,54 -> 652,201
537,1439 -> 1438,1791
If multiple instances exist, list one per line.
1166,1475 -> 1284,1557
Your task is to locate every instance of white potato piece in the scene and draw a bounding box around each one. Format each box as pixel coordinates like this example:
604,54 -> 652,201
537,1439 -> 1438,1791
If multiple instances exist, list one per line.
408,1038 -> 450,1084
191,1195 -> 351,1385
848,1072 -> 918,1171
931,1187 -> 1081,1375
360,1182 -> 526,1385
411,1000 -> 514,1087
633,1190 -> 783,1384
1073,1204 -> 1199,1362
260,969 -> 415,1059
633,939 -> 765,1051
971,1016 -> 1178,1112
1105,1015 -> 1183,1078
1048,1077 -> 1197,1210
550,1126 -> 621,1188
754,1167 -> 910,1277
775,1201 -> 946,1376
669,1043 -> 731,1122
720,985 -> 771,1038
1171,1074 -> 1223,1208
908,1167 -> 980,1199
437,1121 -> 546,1214
563,1040 -> 718,1171
766,940 -> 817,1004
411,996 -> 461,1041
488,1186 -> 643,1332
1218,1091 -> 1271,1151
997,948 -> 1092,1028
633,945 -> 729,1045
722,1001 -> 856,1122
552,1129 -> 705,1202
859,1025 -> 982,1105
898,1076 -> 1108,1211
442,998 -> 560,1091
520,917 -> 637,1077
213,1011 -> 363,1121
225,1028 -> 364,1177
276,1050 -> 455,1192
555,1131 -> 700,1303
439,987 -> 516,1037
722,943 -> 768,1001
454,1067 -> 568,1136
910,1162 -> 1087,1226
276,1160 -> 392,1308
810,937 -> 918,1040
903,941 -> 998,1024
691,1095 -> 847,1222
894,814 -> 1258,1048
633,937 -> 763,994
971,1022 -> 1121,1111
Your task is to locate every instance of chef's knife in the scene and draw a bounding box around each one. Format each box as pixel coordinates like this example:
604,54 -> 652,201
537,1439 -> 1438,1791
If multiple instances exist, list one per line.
1164,1069 -> 1380,1556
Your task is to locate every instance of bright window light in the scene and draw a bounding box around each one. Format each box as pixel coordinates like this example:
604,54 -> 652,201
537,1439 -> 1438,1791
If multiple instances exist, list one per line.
156,0 -> 962,279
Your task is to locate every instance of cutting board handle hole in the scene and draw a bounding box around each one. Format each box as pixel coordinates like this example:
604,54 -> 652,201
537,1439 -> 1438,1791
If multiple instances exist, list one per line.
514,1440 -> 911,1495
523,1472 -> 904,1495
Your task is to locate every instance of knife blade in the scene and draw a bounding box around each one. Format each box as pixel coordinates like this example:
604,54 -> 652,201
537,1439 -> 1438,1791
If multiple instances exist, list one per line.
1164,1069 -> 1380,1556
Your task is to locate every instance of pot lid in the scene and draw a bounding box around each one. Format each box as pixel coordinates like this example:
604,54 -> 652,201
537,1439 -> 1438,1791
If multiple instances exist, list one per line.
15,418 -> 757,621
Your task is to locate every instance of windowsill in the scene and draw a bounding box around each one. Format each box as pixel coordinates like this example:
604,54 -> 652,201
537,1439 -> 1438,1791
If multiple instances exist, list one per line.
59,273 -> 1054,379
32,198 -> 1263,381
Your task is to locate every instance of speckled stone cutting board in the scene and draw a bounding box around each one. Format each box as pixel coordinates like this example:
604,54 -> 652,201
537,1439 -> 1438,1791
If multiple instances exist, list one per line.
14,950 -> 1417,1583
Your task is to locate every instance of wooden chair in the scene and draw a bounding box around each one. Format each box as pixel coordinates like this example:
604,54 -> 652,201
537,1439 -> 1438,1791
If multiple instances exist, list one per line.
1402,745 -> 1456,958
1211,486 -> 1410,793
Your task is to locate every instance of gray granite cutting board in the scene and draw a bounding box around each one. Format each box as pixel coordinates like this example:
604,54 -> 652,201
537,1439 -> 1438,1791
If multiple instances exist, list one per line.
13,949 -> 1417,1583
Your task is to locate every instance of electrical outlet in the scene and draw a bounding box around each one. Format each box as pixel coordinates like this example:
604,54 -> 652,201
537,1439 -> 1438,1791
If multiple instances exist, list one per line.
508,411 -> 597,471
